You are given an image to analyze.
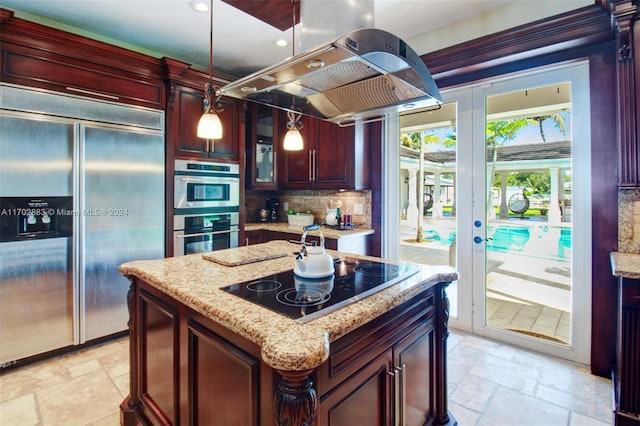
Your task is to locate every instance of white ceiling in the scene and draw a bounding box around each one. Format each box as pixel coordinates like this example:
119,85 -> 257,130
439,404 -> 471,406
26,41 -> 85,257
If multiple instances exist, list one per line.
1,0 -> 593,80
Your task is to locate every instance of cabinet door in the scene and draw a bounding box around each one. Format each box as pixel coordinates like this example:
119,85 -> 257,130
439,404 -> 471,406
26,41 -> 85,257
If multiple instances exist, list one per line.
279,114 -> 314,188
188,320 -> 259,426
173,85 -> 239,162
247,104 -> 277,189
244,230 -> 265,246
393,319 -> 437,426
314,120 -> 354,189
174,86 -> 208,158
318,350 -> 393,426
138,289 -> 179,425
212,97 -> 240,161
279,115 -> 358,189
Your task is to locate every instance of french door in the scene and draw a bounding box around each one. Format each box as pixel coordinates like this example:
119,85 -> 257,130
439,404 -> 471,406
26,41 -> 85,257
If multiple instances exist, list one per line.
397,62 -> 591,363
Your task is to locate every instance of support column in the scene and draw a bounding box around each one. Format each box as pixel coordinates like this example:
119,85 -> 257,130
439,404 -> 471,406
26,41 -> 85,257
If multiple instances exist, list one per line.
549,167 -> 562,224
405,165 -> 420,227
451,173 -> 457,217
499,171 -> 509,219
433,172 -> 443,218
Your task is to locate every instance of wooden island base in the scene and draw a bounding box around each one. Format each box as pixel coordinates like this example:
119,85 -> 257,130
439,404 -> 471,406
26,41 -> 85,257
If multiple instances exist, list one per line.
120,276 -> 456,425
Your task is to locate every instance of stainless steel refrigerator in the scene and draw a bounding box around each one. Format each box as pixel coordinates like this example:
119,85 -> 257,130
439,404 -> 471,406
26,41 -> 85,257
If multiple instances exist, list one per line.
0,84 -> 165,367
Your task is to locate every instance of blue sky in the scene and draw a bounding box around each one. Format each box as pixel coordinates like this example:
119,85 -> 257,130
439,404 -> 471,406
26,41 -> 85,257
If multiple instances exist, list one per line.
419,112 -> 571,152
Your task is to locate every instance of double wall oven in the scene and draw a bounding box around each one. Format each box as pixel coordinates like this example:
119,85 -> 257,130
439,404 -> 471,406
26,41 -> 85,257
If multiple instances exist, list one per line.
173,159 -> 239,256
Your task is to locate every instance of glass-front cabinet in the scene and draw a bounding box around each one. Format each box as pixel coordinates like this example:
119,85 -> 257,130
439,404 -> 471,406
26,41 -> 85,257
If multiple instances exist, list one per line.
247,103 -> 278,189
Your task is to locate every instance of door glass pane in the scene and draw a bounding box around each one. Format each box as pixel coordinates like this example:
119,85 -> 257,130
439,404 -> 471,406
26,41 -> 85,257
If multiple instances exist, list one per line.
484,82 -> 572,345
399,102 -> 458,316
255,105 -> 274,183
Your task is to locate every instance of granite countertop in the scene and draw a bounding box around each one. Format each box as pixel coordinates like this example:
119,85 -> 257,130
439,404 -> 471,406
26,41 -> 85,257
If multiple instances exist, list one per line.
610,252 -> 640,279
245,221 -> 374,240
119,240 -> 458,372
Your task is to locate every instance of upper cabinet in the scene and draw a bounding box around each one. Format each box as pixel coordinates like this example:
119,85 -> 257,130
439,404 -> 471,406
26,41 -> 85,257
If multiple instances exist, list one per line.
278,113 -> 369,190
163,58 -> 242,164
0,10 -> 165,110
246,103 -> 278,189
169,84 -> 241,162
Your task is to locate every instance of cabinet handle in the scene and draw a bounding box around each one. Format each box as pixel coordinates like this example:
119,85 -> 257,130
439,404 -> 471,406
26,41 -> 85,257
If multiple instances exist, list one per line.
312,149 -> 317,182
308,150 -> 313,182
393,366 -> 401,426
399,364 -> 406,425
389,364 -> 406,425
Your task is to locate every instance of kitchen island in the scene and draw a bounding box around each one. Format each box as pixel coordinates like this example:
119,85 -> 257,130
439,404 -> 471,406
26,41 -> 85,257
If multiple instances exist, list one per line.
119,240 -> 458,426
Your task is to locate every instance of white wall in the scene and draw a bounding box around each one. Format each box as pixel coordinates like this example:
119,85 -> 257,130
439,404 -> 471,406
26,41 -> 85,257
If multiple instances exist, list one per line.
408,0 -> 593,56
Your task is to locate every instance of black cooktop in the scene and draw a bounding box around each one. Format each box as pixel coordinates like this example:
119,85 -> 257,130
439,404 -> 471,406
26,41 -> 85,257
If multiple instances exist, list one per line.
220,257 -> 419,323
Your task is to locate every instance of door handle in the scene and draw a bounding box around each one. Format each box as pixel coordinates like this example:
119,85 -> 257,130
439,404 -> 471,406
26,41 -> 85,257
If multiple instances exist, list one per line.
474,236 -> 493,244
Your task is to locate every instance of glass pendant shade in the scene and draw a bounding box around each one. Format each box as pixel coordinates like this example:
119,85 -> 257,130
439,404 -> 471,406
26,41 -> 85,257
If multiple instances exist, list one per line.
283,127 -> 303,151
197,109 -> 223,139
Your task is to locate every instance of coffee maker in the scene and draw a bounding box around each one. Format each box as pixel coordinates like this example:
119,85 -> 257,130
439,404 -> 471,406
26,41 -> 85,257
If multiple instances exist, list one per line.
266,198 -> 280,222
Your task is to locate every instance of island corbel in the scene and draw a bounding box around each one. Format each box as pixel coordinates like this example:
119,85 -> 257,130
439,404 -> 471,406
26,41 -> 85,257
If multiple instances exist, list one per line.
274,368 -> 318,426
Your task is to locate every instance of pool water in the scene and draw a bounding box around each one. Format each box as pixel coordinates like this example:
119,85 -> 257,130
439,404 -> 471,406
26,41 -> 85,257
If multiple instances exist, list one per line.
487,224 -> 571,260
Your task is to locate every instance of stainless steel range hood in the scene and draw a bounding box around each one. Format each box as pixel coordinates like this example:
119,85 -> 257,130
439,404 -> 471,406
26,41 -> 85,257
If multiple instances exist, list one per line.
218,28 -> 442,126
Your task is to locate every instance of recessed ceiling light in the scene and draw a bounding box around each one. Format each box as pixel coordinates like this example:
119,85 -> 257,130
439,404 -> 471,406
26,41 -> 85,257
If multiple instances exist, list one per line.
306,59 -> 325,69
276,39 -> 288,47
189,0 -> 209,12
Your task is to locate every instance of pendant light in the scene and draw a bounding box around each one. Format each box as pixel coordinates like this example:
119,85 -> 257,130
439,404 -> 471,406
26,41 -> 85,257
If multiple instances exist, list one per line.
284,109 -> 304,150
197,0 -> 223,141
283,0 -> 304,151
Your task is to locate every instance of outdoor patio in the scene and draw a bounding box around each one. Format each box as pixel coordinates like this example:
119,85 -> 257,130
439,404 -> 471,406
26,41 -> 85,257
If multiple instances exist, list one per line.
399,215 -> 571,344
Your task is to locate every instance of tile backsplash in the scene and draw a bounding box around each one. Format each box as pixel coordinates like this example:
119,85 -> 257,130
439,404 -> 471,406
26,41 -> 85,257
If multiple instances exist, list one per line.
246,189 -> 372,227
619,188 -> 640,254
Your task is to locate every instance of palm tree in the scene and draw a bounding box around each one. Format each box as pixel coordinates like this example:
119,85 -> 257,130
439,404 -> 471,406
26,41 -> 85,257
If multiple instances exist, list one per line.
486,119 -> 532,213
530,113 -> 567,142
403,130 -> 456,242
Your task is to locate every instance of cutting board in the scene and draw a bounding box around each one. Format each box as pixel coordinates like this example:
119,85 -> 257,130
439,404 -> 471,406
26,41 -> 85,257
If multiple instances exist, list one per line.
202,245 -> 289,266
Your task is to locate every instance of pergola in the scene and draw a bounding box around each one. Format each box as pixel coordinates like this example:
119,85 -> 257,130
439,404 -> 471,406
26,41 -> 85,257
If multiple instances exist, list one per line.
399,140 -> 572,225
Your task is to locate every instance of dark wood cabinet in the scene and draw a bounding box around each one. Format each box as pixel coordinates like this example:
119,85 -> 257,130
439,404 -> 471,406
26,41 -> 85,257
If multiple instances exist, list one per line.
122,273 -> 454,426
171,84 -> 241,162
267,230 -> 338,249
244,229 -> 371,255
317,350 -> 393,426
246,103 -> 279,189
0,10 -> 165,110
315,289 -> 444,426
188,320 -> 260,425
243,229 -> 266,246
279,114 -> 368,190
393,319 -> 437,426
123,281 -> 273,425
613,277 -> 640,425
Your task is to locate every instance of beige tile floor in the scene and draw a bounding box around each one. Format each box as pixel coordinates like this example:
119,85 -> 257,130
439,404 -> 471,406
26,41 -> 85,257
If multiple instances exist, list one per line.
0,329 -> 613,425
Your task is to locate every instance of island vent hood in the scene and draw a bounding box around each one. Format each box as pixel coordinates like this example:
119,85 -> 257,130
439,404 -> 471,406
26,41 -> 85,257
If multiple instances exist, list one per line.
218,27 -> 442,126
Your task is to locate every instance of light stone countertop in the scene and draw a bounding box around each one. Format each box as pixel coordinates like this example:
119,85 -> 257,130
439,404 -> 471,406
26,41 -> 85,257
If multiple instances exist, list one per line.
610,252 -> 640,280
244,222 -> 374,240
119,240 -> 458,372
